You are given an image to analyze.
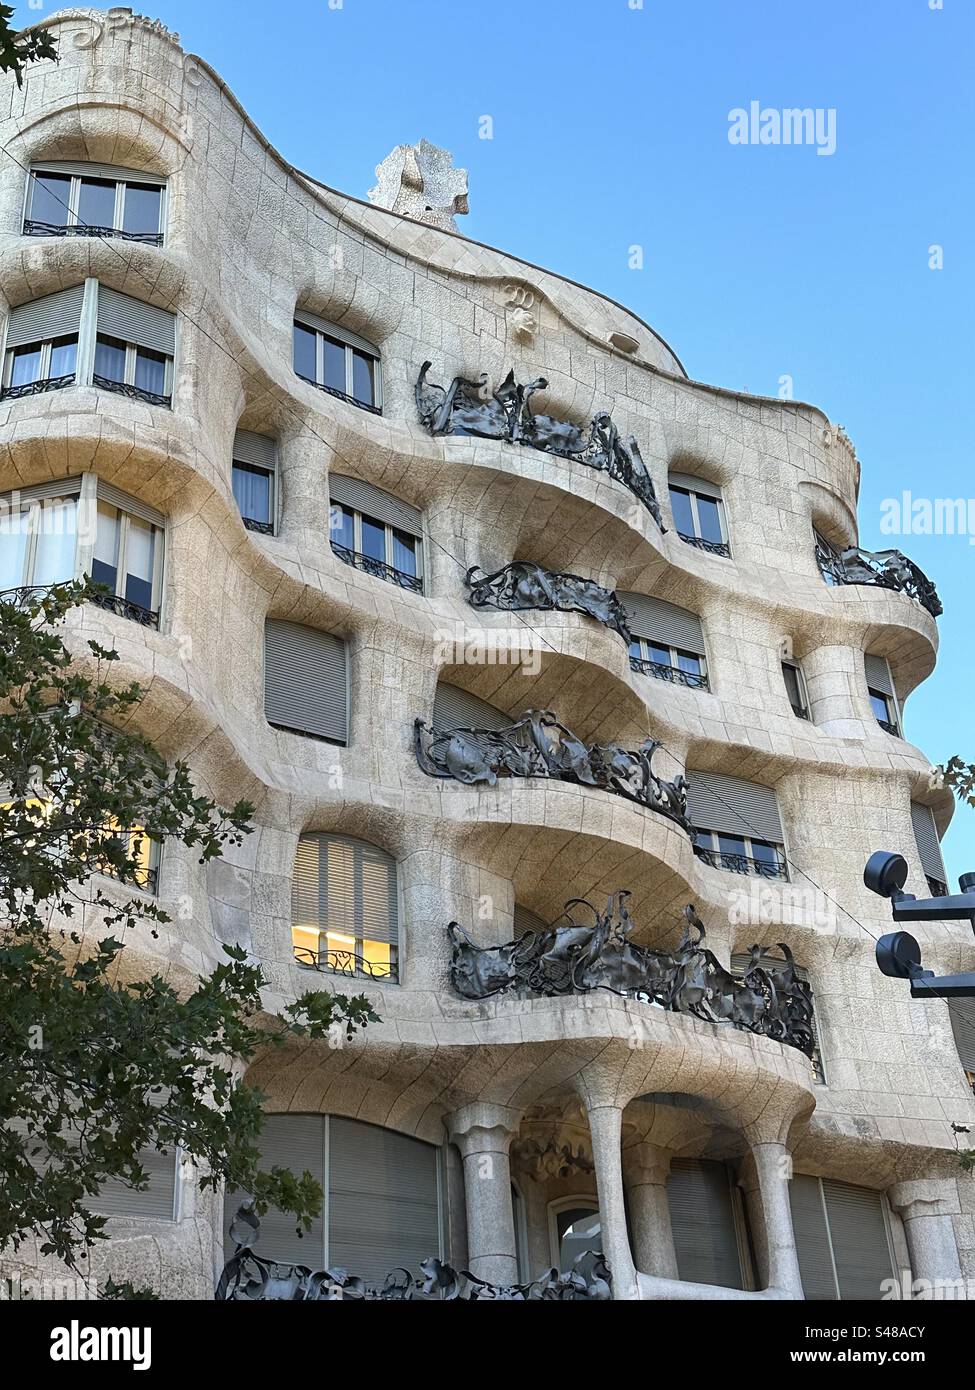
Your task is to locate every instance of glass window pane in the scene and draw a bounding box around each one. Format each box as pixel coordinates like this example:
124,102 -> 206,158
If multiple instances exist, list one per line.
751,841 -> 780,871
49,336 -> 77,380
330,504 -> 355,550
0,506 -> 30,588
391,529 -> 417,577
360,515 -> 386,562
29,172 -> 72,226
134,348 -> 166,396
717,834 -> 747,858
696,496 -> 724,545
31,499 -> 77,585
94,336 -> 126,383
676,650 -> 702,677
10,345 -> 43,387
783,664 -> 802,707
649,642 -> 671,667
77,177 -> 117,228
629,639 -> 643,662
351,349 -> 375,405
122,182 -> 162,236
669,487 -> 695,536
323,337 -> 345,393
92,502 -> 120,593
293,323 -> 317,381
869,691 -> 891,724
123,516 -> 155,611
232,463 -> 271,525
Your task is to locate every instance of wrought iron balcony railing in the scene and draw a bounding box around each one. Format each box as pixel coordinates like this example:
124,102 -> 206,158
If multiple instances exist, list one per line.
293,946 -> 396,982
92,374 -> 171,408
0,373 -> 75,401
88,590 -> 160,629
415,709 -> 693,833
449,892 -> 818,1061
677,531 -> 731,558
628,655 -> 710,691
926,876 -> 949,898
242,515 -> 274,536
790,702 -> 811,720
296,372 -> 382,416
23,219 -> 164,246
416,361 -> 665,529
466,561 -> 631,642
693,844 -> 789,880
876,718 -> 900,737
816,542 -> 942,618
331,542 -> 423,592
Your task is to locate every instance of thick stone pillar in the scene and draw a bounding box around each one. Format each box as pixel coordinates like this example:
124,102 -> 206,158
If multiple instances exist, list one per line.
447,1102 -> 520,1286
740,1143 -> 804,1296
623,1142 -> 678,1279
585,1104 -> 641,1300
889,1179 -> 964,1293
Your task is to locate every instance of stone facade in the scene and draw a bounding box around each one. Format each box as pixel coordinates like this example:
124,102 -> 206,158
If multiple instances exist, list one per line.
1,7 -> 973,1301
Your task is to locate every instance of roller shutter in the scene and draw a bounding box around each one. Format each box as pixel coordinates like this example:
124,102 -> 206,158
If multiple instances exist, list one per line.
687,772 -> 783,843
948,1000 -> 975,1074
31,161 -> 166,185
293,310 -> 379,358
264,620 -> 347,743
232,429 -> 276,471
8,1117 -> 177,1222
223,1114 -> 326,1266
96,287 -> 175,356
864,654 -> 894,697
789,1175 -> 894,1300
667,1158 -> 744,1289
328,473 -> 421,536
96,480 -> 164,528
432,682 -> 510,733
669,472 -> 723,500
618,591 -> 706,655
911,802 -> 947,886
291,833 -> 398,954
5,285 -> 85,348
513,903 -> 548,936
789,1174 -> 837,1300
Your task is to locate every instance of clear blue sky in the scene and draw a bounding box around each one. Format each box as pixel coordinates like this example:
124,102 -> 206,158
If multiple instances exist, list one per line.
18,0 -> 973,881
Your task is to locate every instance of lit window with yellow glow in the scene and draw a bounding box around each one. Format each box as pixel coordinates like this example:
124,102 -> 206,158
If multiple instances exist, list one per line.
291,833 -> 397,981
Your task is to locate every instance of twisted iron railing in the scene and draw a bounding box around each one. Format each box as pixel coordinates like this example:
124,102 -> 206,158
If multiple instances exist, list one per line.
23,219 -> 164,246
677,531 -> 731,558
331,542 -> 423,592
92,374 -> 171,408
296,373 -> 382,415
693,845 -> 788,879
242,516 -> 274,536
0,373 -> 75,401
88,590 -> 159,629
293,945 -> 396,982
876,718 -> 900,737
628,656 -> 709,690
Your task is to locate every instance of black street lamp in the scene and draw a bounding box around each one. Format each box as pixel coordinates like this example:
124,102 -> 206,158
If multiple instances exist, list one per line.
865,851 -> 975,998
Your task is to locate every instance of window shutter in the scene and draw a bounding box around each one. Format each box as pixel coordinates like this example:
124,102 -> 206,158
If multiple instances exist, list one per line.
864,654 -> 894,697
96,287 -> 175,355
293,310 -> 379,358
911,802 -> 947,885
667,1158 -> 744,1289
617,591 -> 706,655
4,476 -> 83,505
821,1180 -> 894,1300
32,161 -> 166,186
5,285 -> 85,347
292,833 -> 398,951
687,772 -> 783,843
264,620 -> 347,743
232,429 -> 276,471
96,480 -> 164,528
328,1118 -> 441,1286
223,1114 -> 326,1266
948,1000 -> 975,1074
789,1173 -> 838,1299
513,903 -> 548,936
432,682 -> 510,733
328,473 -> 421,537
669,472 -> 723,500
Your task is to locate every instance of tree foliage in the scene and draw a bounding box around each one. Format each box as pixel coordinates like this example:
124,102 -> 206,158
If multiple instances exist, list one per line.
0,583 -> 378,1276
0,7 -> 57,87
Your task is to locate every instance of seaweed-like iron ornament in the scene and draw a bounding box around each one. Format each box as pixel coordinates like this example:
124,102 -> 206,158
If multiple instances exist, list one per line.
416,361 -> 665,528
414,709 -> 692,833
466,561 -> 632,643
448,892 -> 817,1060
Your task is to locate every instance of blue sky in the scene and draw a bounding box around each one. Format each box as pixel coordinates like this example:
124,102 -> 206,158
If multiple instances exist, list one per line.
17,0 -> 973,881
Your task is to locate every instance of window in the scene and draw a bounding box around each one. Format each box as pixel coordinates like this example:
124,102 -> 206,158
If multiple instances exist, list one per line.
790,1176 -> 894,1300
688,772 -> 788,879
947,1000 -> 975,1096
292,832 -> 398,981
293,311 -> 381,413
668,1159 -> 747,1289
668,474 -> 730,556
782,661 -> 810,719
264,619 -> 348,743
814,527 -> 843,584
618,592 -> 709,689
1,282 -> 175,407
731,951 -> 825,1082
1,285 -> 84,399
8,1116 -> 177,1220
864,654 -> 900,736
911,802 -> 948,897
328,474 -> 423,591
232,430 -> 277,534
223,1116 -> 442,1284
0,476 -> 164,627
24,163 -> 166,245
548,1199 -> 601,1273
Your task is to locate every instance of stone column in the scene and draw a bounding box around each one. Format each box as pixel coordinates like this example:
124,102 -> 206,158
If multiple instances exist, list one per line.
447,1102 -> 520,1286
586,1104 -> 641,1300
623,1142 -> 678,1279
740,1142 -> 804,1296
802,644 -> 869,737
888,1179 -> 964,1293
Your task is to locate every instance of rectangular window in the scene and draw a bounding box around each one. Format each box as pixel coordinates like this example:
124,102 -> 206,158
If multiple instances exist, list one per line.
329,502 -> 423,592
783,661 -> 810,719
25,166 -> 166,245
0,493 -> 78,593
291,833 -> 398,982
94,334 -> 172,406
868,688 -> 899,734
629,634 -> 708,689
232,462 -> 273,531
669,480 -> 730,556
694,828 -> 787,879
3,334 -> 78,398
292,315 -> 381,413
264,619 -> 348,745
88,498 -> 162,625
